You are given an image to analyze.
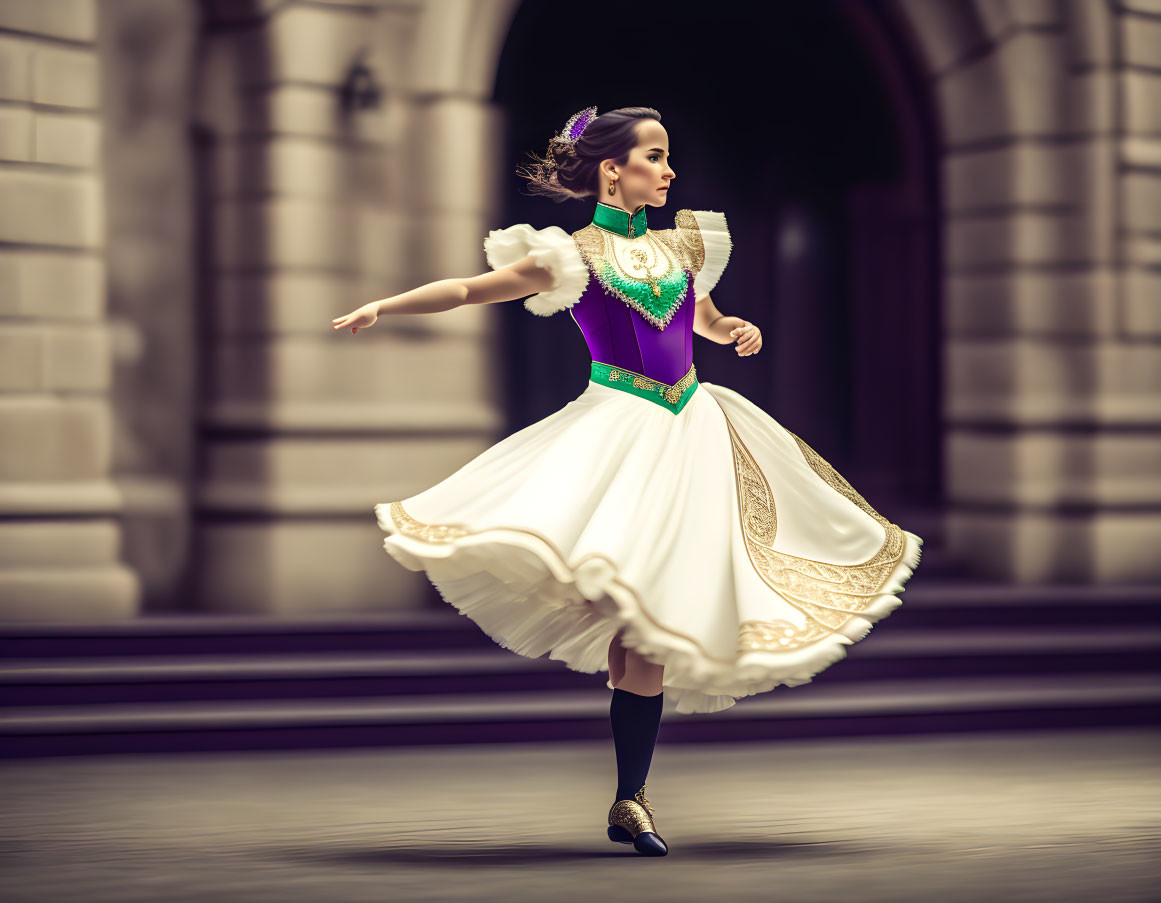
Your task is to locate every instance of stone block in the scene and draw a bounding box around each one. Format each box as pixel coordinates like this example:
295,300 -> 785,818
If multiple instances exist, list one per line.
0,0 -> 97,42
212,198 -> 356,270
1122,11 -> 1161,69
209,332 -> 494,407
0,519 -> 121,567
224,3 -> 371,88
0,323 -> 43,391
946,270 -> 1117,337
202,397 -> 502,437
32,45 -> 98,109
0,171 -> 103,248
202,434 -> 493,504
1065,70 -> 1116,134
1121,136 -> 1161,168
413,209 -> 499,281
1122,173 -> 1161,231
891,0 -> 984,74
1125,236 -> 1161,267
945,510 -> 1098,582
44,323 -> 109,390
0,397 -> 111,480
212,137 -> 350,201
355,205 -> 409,281
1095,513 -> 1161,581
0,35 -> 32,102
1062,0 -> 1115,67
0,564 -> 140,621
197,520 -> 431,613
937,31 -> 1066,146
407,99 -> 503,213
1124,269 -> 1161,337
0,250 -> 104,319
1123,72 -> 1161,135
947,429 -> 1161,506
213,272 -> 362,335
947,338 -> 1161,425
945,142 -> 1098,211
946,211 -> 1101,269
34,112 -> 100,168
0,106 -> 33,161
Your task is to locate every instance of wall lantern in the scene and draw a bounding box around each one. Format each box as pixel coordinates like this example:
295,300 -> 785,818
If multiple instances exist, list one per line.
341,52 -> 382,113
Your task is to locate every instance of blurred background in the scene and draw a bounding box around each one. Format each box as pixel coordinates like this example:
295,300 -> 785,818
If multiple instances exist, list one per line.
1,1 -> 1159,899
0,0 -> 1159,865
0,0 -> 1159,745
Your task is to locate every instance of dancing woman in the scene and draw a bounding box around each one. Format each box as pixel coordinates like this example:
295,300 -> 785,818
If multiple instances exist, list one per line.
332,106 -> 923,857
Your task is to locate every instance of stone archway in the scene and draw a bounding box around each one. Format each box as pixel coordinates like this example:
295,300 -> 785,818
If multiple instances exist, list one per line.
889,0 -> 1161,580
190,0 -> 521,613
6,0 -> 1155,622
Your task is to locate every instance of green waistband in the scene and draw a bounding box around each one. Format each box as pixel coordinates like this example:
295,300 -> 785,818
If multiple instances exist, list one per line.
589,360 -> 699,415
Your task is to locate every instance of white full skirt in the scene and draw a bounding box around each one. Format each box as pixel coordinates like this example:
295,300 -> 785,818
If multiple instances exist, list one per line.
375,378 -> 923,714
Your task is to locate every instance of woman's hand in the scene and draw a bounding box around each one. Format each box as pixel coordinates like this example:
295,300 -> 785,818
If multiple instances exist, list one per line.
731,321 -> 762,357
332,303 -> 378,334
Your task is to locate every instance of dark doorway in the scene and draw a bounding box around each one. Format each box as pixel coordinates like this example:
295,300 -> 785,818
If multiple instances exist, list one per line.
491,0 -> 941,515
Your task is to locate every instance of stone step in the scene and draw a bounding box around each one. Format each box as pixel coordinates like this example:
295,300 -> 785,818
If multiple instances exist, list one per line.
0,581 -> 1157,658
1,627 -> 1158,707
1,673 -> 1158,757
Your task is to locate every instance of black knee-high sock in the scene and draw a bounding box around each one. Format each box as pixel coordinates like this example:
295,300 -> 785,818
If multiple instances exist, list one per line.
610,687 -> 664,804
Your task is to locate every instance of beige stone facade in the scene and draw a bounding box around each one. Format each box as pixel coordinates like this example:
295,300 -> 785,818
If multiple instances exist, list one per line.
1,0 -> 1158,620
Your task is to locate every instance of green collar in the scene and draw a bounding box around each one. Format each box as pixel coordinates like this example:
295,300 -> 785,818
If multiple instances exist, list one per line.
591,201 -> 648,239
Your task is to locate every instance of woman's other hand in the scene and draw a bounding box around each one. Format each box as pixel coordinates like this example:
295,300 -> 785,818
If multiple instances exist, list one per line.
332,303 -> 378,334
731,322 -> 762,357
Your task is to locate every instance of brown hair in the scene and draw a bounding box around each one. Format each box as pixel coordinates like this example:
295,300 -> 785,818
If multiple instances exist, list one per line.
516,106 -> 662,203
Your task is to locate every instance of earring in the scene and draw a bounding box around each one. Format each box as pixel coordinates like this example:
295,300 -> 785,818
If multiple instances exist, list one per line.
608,178 -> 616,196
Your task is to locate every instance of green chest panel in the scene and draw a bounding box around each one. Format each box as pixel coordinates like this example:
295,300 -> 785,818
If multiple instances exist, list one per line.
573,225 -> 692,331
595,258 -> 690,327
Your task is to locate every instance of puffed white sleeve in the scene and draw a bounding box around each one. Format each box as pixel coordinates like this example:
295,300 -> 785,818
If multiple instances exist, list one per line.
676,209 -> 733,301
482,223 -> 591,317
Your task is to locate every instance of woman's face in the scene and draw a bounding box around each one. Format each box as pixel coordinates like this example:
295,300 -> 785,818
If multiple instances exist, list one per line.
602,119 -> 676,211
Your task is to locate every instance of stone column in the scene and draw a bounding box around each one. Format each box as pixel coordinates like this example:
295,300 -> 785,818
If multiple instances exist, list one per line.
893,0 -> 1161,581
0,0 -> 140,618
194,0 -> 508,612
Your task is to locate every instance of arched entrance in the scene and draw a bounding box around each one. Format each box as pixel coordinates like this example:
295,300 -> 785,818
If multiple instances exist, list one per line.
492,0 -> 942,524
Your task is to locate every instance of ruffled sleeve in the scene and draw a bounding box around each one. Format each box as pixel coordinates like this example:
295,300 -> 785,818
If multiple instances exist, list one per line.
482,223 -> 591,317
674,209 -> 733,300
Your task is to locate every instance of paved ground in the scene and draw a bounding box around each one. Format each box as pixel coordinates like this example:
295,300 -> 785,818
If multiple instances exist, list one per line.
1,728 -> 1159,902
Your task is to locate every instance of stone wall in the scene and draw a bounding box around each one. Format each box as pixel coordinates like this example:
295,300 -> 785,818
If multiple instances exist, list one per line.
192,0 -> 514,611
4,0 -> 1158,622
892,0 -> 1161,580
98,0 -> 198,610
0,0 -> 139,617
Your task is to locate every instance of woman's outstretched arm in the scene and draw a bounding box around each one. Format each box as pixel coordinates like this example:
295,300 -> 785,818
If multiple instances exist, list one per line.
692,293 -> 763,357
331,254 -> 555,333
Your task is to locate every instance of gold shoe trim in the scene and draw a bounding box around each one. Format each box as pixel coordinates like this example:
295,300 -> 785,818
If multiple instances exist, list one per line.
608,799 -> 658,838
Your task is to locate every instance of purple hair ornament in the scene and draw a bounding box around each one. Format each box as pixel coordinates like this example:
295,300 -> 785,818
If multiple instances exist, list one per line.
559,106 -> 598,144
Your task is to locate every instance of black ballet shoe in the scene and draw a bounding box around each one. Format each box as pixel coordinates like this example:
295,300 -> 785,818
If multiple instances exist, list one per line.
607,785 -> 669,856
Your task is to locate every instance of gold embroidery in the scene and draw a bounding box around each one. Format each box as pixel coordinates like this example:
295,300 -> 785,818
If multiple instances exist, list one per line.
572,223 -> 604,267
672,208 -> 705,274
790,432 -> 890,527
387,501 -> 470,543
723,413 -> 777,543
384,406 -> 909,663
572,223 -> 689,330
384,499 -> 739,663
738,618 -> 832,650
721,413 -> 908,652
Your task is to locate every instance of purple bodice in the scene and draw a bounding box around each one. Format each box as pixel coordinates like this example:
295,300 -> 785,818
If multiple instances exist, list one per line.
568,273 -> 695,386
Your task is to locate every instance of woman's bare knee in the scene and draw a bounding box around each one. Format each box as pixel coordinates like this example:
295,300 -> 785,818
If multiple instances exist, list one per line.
612,646 -> 663,696
608,631 -> 627,686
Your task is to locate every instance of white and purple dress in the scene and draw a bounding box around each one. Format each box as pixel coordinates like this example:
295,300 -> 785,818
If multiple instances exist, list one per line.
376,202 -> 923,714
